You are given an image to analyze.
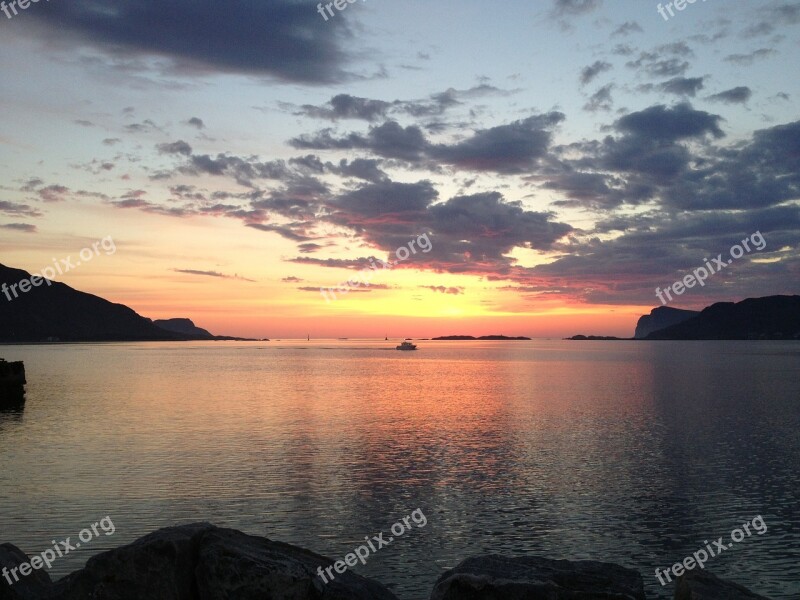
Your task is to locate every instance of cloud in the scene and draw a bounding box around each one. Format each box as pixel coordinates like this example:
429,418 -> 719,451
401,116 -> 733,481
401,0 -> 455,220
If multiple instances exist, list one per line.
552,0 -> 603,16
37,185 -> 70,203
707,86 -> 753,104
0,200 -> 43,218
431,113 -> 565,173
291,111 -> 566,173
0,223 -> 37,233
614,103 -> 724,142
627,45 -> 693,78
25,0 -> 353,84
186,117 -> 205,129
157,140 -> 193,156
281,276 -> 303,282
725,48 -> 776,65
173,268 -> 255,282
289,85 -> 515,122
584,84 -> 614,112
660,76 -> 705,97
246,223 -> 314,241
545,103 -> 727,208
419,285 -> 464,295
612,21 -> 643,36
295,94 -> 393,122
580,60 -> 612,85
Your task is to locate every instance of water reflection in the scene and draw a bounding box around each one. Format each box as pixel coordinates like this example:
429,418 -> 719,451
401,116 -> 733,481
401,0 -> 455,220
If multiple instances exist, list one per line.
0,341 -> 797,599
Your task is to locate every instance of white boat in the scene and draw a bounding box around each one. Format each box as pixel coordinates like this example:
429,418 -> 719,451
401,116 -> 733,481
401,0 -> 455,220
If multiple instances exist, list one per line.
396,341 -> 417,351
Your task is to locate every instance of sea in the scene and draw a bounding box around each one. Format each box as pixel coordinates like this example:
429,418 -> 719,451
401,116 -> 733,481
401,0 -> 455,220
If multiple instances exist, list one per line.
1,340 -> 798,598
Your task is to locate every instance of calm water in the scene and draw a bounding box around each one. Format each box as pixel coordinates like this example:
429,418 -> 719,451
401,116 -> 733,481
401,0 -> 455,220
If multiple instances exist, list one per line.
1,340 -> 798,598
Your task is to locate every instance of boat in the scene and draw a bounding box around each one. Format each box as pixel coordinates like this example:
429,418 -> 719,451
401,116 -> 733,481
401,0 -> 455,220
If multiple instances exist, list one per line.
0,359 -> 26,406
396,341 -> 417,351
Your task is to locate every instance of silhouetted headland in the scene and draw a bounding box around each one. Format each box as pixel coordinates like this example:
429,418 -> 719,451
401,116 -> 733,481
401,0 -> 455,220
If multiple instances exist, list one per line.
567,295 -> 800,341
0,264 -> 251,343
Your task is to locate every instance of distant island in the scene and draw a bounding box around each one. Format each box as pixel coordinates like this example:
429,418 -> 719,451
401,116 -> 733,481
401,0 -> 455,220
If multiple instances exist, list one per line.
565,335 -> 626,341
0,263 -> 251,343
567,295 -> 800,341
432,335 -> 531,341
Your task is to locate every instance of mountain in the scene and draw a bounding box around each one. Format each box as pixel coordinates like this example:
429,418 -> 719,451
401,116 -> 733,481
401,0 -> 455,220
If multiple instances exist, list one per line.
153,318 -> 213,338
0,263 -> 243,342
644,295 -> 800,340
634,306 -> 699,339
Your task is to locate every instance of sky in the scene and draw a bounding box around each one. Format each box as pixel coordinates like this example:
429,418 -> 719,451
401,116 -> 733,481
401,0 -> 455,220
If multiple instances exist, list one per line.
0,0 -> 798,339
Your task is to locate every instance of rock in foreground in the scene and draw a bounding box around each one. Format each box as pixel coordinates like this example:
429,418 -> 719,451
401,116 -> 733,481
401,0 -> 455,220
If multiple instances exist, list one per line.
675,569 -> 771,599
429,555 -> 646,600
52,523 -> 397,600
0,543 -> 52,600
2,525 -> 775,600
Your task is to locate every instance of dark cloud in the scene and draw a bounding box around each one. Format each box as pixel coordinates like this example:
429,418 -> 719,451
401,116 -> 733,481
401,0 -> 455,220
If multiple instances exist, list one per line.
0,223 -> 37,233
26,0 -> 353,84
20,178 -> 44,192
173,269 -> 255,282
289,85 -> 516,122
37,185 -> 71,203
725,48 -> 776,65
0,200 -> 43,218
329,181 -> 437,222
584,84 -> 614,112
281,276 -> 303,282
627,45 -> 693,78
612,21 -> 643,36
157,140 -> 193,155
419,285 -> 464,295
291,121 -> 429,162
545,104 -> 727,208
707,86 -> 753,104
295,94 -> 392,122
125,120 -> 164,134
524,204 -> 800,304
614,103 -> 724,142
186,117 -> 205,129
246,223 -> 314,241
291,112 -> 566,173
333,158 -> 388,183
580,60 -> 612,86
740,2 -> 800,38
662,119 -> 800,210
659,76 -> 705,97
552,0 -> 603,16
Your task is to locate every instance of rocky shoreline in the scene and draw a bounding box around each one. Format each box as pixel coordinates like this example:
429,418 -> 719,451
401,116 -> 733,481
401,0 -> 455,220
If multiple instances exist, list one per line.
1,523 -> 770,599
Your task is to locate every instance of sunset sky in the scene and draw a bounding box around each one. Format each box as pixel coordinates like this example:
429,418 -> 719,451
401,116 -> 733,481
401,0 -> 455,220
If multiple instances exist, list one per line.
1,0 -> 798,338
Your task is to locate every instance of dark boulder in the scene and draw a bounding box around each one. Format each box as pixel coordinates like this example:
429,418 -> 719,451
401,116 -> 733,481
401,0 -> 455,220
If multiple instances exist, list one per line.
429,555 -> 646,599
53,523 -> 397,600
674,569 -> 771,599
0,543 -> 52,600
